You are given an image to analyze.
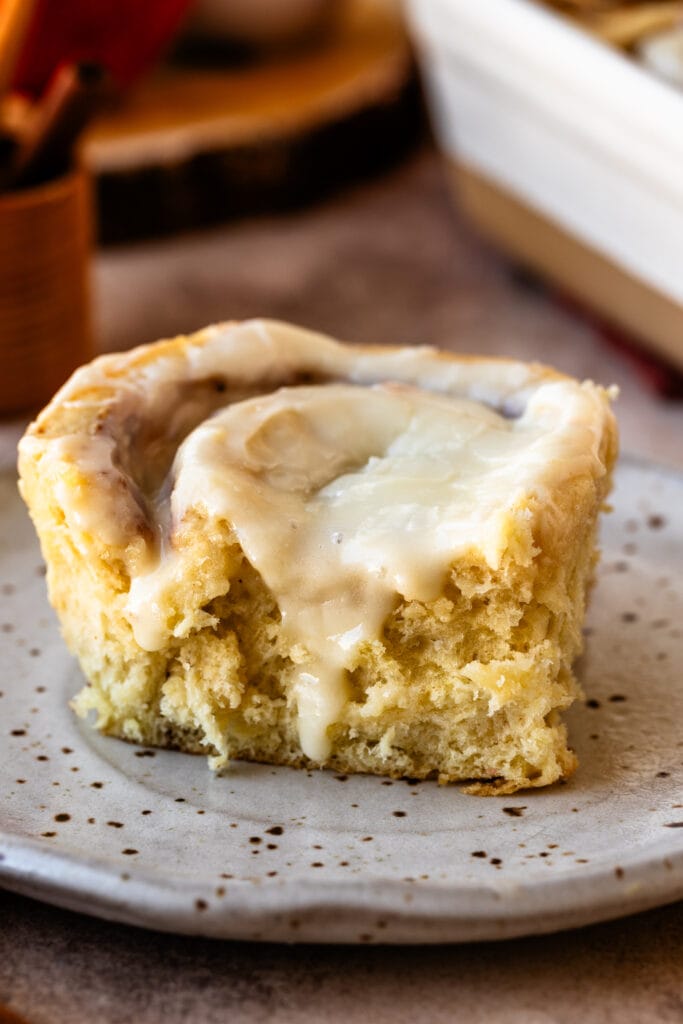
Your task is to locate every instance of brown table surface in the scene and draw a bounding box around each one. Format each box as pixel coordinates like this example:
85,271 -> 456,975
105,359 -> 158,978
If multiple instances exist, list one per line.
1,148 -> 682,1023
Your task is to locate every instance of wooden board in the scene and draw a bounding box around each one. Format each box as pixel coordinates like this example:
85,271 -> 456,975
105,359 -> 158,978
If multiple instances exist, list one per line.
82,0 -> 420,243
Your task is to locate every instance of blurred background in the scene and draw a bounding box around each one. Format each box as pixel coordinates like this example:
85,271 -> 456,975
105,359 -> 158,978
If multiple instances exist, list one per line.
0,0 -> 682,458
1,3 -> 683,1015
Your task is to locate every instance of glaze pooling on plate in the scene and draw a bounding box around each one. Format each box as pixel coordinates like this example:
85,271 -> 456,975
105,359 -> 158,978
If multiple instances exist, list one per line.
1,457 -> 682,943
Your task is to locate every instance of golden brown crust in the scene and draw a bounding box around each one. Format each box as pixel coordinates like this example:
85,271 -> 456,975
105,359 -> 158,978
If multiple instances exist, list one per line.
20,319 -> 618,793
90,711 -> 579,794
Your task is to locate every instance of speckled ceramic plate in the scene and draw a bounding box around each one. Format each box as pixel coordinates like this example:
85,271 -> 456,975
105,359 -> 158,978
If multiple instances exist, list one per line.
1,456 -> 682,944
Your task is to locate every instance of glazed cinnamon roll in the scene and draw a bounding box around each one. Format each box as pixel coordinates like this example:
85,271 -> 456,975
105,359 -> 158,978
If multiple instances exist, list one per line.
18,320 -> 618,792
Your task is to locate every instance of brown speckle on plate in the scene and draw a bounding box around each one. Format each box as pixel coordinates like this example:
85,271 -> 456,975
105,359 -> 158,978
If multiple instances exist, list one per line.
503,806 -> 526,818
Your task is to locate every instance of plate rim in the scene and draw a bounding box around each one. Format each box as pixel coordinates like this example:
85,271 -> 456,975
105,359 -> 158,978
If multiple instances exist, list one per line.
1,826 -> 683,943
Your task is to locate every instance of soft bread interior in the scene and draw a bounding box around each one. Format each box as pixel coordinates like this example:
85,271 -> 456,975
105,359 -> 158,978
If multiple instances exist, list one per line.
18,320 -> 618,792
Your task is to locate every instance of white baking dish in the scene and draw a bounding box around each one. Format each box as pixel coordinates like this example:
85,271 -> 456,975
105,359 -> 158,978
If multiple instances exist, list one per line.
405,0 -> 683,369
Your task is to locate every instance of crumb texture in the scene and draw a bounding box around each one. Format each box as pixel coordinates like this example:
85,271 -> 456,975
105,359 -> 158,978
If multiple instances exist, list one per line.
18,319 -> 618,793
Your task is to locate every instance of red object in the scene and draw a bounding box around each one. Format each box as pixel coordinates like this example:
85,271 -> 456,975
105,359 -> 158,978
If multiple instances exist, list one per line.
598,326 -> 683,400
552,285 -> 683,399
7,0 -> 193,97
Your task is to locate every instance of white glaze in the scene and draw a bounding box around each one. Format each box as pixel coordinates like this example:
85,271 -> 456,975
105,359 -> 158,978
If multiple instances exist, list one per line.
25,320 -> 614,762
127,375 -> 608,761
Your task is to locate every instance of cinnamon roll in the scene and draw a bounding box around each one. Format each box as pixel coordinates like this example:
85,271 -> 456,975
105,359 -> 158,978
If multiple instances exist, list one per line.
18,320 -> 618,793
